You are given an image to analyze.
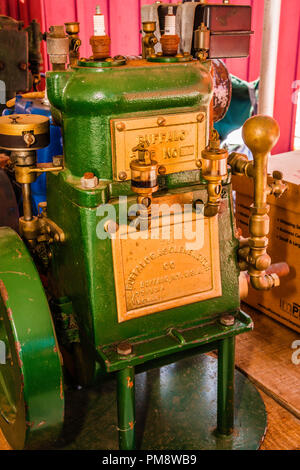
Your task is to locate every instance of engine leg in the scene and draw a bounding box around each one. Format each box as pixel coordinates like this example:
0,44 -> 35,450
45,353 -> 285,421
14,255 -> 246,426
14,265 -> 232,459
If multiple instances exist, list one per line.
217,336 -> 235,436
117,366 -> 136,450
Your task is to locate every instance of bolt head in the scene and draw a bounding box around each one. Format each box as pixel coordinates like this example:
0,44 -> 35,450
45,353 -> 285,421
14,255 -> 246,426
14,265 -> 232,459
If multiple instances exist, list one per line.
158,166 -> 166,175
104,219 -> 119,234
197,113 -> 205,123
116,122 -> 125,132
219,315 -> 235,327
157,117 -> 166,126
118,171 -> 127,181
53,155 -> 63,167
81,173 -> 99,189
117,342 -> 132,356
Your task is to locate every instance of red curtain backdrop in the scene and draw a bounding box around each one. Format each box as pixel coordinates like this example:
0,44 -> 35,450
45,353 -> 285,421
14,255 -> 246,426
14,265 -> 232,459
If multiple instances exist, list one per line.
0,0 -> 299,153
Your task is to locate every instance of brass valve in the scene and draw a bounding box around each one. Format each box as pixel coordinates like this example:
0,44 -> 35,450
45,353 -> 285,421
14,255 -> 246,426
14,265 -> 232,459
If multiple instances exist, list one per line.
201,129 -> 228,217
142,22 -> 158,59
130,143 -> 159,228
229,115 -> 287,291
65,22 -> 81,67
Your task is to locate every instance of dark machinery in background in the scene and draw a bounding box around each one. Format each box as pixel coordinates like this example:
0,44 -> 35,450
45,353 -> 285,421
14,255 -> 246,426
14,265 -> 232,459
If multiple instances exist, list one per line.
0,1 -> 289,451
0,15 -> 43,113
141,0 -> 253,60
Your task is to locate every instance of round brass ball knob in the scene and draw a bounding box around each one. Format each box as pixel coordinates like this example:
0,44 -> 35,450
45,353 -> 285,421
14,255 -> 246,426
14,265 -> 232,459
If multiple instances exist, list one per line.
242,115 -> 280,155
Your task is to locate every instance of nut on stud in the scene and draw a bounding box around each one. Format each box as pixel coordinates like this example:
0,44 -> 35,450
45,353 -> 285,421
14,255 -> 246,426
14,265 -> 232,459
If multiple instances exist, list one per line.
219,314 -> 235,327
117,341 -> 133,356
80,172 -> 99,189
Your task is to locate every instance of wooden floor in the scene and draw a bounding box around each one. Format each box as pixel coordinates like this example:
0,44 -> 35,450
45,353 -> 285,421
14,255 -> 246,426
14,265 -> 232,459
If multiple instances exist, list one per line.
0,306 -> 299,450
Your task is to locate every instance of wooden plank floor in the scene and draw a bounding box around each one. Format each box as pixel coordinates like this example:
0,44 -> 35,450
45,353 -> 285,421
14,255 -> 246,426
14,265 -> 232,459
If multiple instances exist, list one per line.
0,307 -> 299,450
236,306 -> 300,418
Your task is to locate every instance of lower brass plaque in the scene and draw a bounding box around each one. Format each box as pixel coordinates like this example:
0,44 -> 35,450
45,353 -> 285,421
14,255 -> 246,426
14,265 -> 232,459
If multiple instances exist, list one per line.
112,212 -> 222,323
111,111 -> 207,180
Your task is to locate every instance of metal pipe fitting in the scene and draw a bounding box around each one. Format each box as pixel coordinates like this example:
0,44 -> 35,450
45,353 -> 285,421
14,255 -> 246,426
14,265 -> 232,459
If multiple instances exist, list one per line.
229,115 -> 282,291
201,129 -> 228,217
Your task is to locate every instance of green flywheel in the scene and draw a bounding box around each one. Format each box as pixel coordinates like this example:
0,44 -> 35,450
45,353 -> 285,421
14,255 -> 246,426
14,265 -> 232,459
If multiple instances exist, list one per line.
0,227 -> 64,449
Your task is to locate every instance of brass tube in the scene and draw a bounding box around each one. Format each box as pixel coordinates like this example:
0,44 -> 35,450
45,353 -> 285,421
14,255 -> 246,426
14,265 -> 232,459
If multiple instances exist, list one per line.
22,183 -> 33,221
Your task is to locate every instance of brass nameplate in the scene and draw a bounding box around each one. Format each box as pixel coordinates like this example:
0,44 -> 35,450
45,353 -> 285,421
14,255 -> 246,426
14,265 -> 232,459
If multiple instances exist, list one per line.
111,211 -> 222,323
111,111 -> 206,181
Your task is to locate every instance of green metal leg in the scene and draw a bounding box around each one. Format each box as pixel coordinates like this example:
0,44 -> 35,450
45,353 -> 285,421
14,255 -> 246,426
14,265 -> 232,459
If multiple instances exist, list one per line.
117,366 -> 136,450
217,336 -> 235,436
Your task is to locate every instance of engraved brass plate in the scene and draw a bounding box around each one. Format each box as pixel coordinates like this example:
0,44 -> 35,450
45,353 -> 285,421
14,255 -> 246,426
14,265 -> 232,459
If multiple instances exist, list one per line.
111,111 -> 206,180
111,208 -> 222,323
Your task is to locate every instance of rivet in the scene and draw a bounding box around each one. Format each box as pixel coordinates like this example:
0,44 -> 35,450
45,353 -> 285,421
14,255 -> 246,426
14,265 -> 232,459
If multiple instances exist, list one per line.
158,165 -> 166,175
116,122 -> 126,132
118,171 -> 127,181
197,113 -> 205,123
196,159 -> 202,168
117,342 -> 133,356
157,117 -> 166,126
219,315 -> 235,327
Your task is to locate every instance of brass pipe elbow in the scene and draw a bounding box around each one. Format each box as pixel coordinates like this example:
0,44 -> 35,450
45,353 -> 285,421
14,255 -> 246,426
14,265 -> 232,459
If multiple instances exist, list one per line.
249,272 -> 280,291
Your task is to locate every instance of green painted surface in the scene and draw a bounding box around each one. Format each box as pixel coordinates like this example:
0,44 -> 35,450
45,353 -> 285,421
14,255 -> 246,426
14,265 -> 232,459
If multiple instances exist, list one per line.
46,61 -> 213,179
45,60 -> 242,385
0,227 -> 64,449
49,354 -> 267,450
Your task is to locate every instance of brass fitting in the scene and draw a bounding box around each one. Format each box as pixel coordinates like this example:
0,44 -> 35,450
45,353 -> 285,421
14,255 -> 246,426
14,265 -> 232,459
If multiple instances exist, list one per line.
229,115 -> 286,291
65,22 -> 81,66
194,23 -> 210,61
201,129 -> 228,217
130,143 -> 159,228
142,21 -> 158,59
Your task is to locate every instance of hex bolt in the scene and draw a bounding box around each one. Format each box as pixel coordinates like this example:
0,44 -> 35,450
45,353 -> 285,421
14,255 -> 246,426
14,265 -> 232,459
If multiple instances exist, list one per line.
117,342 -> 133,356
80,172 -> 99,189
219,315 -> 236,327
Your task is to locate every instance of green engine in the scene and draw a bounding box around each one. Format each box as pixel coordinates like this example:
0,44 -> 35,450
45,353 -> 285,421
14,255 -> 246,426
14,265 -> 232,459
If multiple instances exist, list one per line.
0,4 -> 287,451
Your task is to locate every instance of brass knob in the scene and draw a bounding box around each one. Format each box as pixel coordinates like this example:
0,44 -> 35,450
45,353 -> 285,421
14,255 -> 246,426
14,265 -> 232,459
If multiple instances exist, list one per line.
242,115 -> 280,155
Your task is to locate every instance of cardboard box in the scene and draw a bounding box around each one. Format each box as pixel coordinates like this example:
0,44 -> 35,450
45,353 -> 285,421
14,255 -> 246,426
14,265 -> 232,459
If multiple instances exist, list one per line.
233,150 -> 300,333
